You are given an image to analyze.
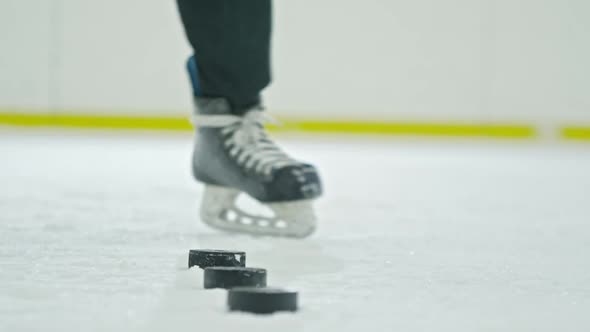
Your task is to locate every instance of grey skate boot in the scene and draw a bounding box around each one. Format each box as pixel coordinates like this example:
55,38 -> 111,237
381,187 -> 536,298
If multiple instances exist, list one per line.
186,59 -> 322,238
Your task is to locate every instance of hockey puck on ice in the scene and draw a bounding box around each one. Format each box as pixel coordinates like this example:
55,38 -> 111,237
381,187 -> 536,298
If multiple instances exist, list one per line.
203,267 -> 267,289
188,249 -> 246,269
228,287 -> 298,314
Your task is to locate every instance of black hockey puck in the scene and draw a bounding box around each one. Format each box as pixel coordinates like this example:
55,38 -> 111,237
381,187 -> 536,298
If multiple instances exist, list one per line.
188,249 -> 246,269
203,267 -> 267,289
228,287 -> 298,314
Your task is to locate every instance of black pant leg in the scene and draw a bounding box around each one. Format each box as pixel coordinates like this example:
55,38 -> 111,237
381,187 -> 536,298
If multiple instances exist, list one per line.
177,0 -> 272,113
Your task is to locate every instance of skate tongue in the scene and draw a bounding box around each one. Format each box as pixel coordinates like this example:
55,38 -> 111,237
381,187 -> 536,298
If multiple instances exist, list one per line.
192,110 -> 261,127
192,111 -> 280,145
190,114 -> 242,127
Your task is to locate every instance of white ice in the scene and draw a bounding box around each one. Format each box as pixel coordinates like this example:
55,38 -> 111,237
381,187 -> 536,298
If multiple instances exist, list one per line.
0,128 -> 589,332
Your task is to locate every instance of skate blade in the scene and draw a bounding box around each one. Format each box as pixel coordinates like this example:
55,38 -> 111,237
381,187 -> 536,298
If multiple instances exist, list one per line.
199,185 -> 317,238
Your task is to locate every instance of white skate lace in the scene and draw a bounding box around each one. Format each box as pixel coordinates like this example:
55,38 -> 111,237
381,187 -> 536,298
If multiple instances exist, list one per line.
193,110 -> 300,177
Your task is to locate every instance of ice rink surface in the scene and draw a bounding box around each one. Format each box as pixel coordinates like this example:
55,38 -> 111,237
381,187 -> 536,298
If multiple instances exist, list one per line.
1,128 -> 589,331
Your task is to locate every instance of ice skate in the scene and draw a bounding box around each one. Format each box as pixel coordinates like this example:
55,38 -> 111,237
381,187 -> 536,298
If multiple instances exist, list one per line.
187,59 -> 322,238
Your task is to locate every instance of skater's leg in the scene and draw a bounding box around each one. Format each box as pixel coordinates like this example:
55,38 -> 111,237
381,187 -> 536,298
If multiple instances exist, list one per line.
177,0 -> 322,237
176,0 -> 272,114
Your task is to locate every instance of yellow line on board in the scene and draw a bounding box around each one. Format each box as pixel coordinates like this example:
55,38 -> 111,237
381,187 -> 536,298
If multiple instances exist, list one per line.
0,111 -> 192,131
0,110 -> 537,138
560,126 -> 590,140
271,120 -> 536,138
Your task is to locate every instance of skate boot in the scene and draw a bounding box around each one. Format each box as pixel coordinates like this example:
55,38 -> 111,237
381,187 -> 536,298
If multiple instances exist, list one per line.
186,57 -> 322,238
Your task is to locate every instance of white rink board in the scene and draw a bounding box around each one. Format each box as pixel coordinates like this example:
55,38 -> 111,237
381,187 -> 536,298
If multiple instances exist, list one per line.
1,1 -> 589,123
0,129 -> 589,331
